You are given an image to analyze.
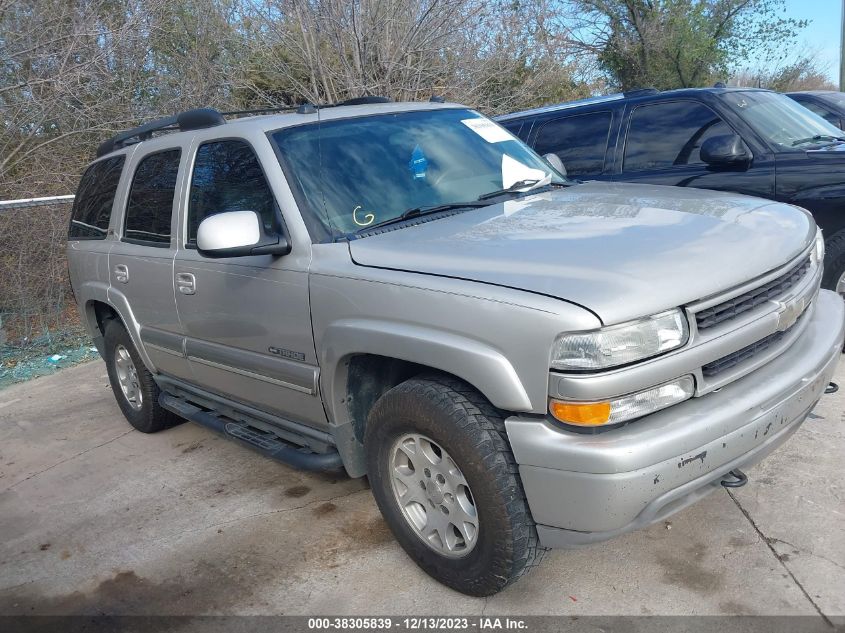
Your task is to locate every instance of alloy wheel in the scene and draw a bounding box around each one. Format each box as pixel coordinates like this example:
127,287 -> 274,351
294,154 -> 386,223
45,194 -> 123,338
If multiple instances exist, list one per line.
389,433 -> 479,558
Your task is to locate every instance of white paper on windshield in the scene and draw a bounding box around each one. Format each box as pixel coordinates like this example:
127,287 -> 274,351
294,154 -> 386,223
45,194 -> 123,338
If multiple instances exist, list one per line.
501,154 -> 548,189
461,118 -> 513,143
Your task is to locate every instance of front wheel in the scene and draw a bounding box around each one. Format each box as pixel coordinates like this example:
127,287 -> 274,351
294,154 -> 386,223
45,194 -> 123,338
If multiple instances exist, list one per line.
365,375 -> 544,596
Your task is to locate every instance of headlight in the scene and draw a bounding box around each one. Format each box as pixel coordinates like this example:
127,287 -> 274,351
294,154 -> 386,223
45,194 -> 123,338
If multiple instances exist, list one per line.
812,229 -> 825,267
551,309 -> 688,371
549,375 -> 695,428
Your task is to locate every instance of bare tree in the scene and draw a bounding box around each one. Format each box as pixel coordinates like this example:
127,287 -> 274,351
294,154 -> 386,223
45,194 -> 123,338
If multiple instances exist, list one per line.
732,52 -> 836,91
234,0 -> 590,113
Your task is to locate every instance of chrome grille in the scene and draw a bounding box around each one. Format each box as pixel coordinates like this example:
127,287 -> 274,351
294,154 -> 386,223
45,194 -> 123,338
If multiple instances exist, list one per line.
696,255 -> 811,331
702,322 -> 798,377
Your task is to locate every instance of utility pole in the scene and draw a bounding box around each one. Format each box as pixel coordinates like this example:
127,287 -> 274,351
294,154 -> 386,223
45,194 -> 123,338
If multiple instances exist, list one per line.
841,0 -> 845,90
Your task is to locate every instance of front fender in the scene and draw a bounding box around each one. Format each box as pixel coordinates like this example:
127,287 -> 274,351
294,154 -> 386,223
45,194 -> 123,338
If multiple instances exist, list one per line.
321,318 -> 533,417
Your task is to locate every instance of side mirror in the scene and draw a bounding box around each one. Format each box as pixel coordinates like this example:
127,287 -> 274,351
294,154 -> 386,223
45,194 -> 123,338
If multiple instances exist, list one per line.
700,134 -> 751,167
196,210 -> 291,258
543,153 -> 567,177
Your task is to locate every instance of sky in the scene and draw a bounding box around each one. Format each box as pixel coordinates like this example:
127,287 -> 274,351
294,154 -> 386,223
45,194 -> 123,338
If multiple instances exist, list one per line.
769,0 -> 841,85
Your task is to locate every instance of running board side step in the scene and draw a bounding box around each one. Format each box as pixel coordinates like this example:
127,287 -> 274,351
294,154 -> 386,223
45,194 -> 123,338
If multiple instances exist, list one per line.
158,392 -> 344,472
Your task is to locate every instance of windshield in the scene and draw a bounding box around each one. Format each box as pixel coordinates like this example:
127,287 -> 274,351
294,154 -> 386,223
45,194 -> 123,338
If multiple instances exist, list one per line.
719,91 -> 844,150
271,108 -> 566,239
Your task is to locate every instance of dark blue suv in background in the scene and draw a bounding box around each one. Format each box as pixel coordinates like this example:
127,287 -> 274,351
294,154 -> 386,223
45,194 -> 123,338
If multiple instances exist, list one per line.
497,88 -> 845,293
787,91 -> 845,131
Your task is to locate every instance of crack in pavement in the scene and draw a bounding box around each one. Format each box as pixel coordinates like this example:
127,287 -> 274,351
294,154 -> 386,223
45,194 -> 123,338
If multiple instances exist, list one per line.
1,429 -> 135,493
726,490 -> 834,628
152,487 -> 371,542
766,536 -> 845,574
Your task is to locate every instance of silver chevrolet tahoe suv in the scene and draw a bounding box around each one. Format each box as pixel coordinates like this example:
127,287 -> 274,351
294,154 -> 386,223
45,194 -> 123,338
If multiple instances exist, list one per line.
67,99 -> 844,596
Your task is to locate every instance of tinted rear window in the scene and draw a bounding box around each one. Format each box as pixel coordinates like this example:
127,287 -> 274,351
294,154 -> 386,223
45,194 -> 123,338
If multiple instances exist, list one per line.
534,112 -> 612,177
123,149 -> 181,246
68,156 -> 125,239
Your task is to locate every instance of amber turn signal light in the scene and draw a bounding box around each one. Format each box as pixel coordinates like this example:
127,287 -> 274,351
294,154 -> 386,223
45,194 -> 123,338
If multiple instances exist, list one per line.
549,400 -> 612,426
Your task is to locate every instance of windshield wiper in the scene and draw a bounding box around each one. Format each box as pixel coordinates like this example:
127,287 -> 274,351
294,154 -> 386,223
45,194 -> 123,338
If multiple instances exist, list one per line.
791,134 -> 845,147
358,201 -> 489,233
476,175 -> 566,201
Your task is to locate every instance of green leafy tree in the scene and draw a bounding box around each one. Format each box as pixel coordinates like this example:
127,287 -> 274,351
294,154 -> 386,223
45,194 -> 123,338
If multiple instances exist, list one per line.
570,0 -> 808,90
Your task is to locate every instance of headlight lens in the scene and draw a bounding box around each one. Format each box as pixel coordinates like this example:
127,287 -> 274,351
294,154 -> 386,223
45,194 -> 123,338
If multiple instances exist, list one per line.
812,229 -> 825,267
551,309 -> 688,371
549,375 -> 695,427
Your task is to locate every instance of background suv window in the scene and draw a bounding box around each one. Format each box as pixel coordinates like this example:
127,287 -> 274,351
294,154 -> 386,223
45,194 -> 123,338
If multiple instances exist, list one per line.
624,101 -> 731,172
187,140 -> 278,244
801,101 -> 839,127
123,149 -> 181,246
534,111 -> 612,177
68,156 -> 125,239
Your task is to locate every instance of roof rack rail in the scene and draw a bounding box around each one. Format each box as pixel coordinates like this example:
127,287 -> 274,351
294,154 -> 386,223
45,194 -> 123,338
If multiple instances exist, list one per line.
96,108 -> 225,157
221,105 -> 301,118
340,96 -> 392,106
622,88 -> 660,98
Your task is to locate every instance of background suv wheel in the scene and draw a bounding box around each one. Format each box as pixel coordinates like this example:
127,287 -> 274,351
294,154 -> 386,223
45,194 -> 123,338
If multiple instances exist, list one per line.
822,228 -> 845,295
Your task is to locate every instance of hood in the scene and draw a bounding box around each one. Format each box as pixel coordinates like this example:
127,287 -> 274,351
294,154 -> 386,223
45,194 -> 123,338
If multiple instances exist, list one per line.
348,182 -> 815,325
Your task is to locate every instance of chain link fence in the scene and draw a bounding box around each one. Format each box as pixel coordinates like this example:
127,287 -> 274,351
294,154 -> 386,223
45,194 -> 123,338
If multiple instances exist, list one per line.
0,195 -> 100,388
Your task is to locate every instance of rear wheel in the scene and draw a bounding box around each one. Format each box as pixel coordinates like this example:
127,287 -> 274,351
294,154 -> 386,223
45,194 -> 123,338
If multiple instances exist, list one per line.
103,319 -> 181,433
365,375 -> 544,596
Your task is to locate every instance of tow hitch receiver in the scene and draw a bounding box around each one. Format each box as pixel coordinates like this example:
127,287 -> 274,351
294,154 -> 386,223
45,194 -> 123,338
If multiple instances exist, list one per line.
721,469 -> 748,488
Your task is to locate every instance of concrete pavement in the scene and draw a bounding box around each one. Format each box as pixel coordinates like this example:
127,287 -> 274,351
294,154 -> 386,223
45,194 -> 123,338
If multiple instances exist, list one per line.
0,360 -> 843,616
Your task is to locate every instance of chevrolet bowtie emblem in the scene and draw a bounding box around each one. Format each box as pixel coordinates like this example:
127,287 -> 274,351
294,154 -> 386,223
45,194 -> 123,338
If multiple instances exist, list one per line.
776,296 -> 806,332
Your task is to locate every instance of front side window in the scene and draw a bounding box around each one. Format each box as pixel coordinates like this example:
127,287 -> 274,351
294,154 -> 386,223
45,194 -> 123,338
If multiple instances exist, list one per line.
624,101 -> 732,172
123,149 -> 181,245
534,111 -> 612,177
719,91 -> 844,150
188,140 -> 279,244
271,108 -> 566,239
69,156 -> 125,239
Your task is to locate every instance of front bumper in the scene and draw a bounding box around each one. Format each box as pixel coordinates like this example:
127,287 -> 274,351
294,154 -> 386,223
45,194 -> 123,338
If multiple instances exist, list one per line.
505,290 -> 844,548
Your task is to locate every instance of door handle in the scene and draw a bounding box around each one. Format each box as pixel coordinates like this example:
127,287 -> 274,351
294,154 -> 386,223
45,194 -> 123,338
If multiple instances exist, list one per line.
113,264 -> 129,283
176,272 -> 196,295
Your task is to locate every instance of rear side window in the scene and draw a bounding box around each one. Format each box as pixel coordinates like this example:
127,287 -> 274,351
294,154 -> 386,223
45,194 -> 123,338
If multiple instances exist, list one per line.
68,156 -> 125,239
187,140 -> 278,244
534,112 -> 612,177
123,149 -> 181,246
623,101 -> 731,172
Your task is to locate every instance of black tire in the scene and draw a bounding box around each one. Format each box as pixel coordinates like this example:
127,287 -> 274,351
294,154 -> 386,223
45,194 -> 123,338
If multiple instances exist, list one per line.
365,374 -> 545,596
822,229 -> 845,293
103,319 -> 181,433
